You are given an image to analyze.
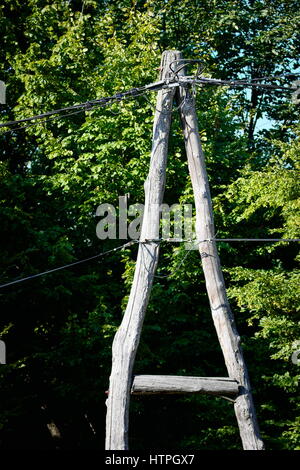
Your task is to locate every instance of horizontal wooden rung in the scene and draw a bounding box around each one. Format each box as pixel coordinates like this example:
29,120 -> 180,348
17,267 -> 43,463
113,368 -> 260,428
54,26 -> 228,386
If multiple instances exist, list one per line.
131,375 -> 239,396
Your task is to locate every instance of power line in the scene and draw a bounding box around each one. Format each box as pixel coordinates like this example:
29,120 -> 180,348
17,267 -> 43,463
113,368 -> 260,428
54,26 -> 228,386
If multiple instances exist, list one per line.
169,59 -> 299,89
197,238 -> 300,243
1,108 -> 86,135
1,74 -> 297,133
0,80 -> 167,131
141,238 -> 300,243
250,72 -> 300,82
0,240 -> 137,290
169,59 -> 300,89
1,237 -> 298,290
138,236 -> 300,280
188,77 -> 297,91
2,89 -> 153,134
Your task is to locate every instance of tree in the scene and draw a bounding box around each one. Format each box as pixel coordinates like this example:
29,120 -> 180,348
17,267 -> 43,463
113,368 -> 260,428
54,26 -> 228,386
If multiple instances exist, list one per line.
216,127 -> 300,448
0,0 -> 299,449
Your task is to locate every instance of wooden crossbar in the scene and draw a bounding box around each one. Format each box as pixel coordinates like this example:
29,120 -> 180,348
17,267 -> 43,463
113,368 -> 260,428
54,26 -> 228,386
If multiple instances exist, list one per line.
131,375 -> 239,396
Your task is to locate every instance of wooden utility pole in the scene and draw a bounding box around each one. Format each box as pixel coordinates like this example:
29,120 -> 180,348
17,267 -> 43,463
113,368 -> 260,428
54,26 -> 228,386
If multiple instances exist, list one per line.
105,50 -> 264,450
105,50 -> 181,450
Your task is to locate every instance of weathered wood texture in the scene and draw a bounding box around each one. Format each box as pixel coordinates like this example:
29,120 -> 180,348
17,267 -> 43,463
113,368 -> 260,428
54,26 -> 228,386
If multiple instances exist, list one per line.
131,375 -> 239,396
105,50 -> 181,451
177,59 -> 264,450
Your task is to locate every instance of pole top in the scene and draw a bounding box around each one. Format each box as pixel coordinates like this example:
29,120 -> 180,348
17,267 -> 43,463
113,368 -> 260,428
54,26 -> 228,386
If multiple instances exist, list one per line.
159,50 -> 183,80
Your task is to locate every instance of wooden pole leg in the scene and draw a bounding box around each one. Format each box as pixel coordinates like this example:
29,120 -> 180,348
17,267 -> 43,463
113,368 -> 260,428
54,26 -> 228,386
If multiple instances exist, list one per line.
177,61 -> 264,450
105,50 -> 181,450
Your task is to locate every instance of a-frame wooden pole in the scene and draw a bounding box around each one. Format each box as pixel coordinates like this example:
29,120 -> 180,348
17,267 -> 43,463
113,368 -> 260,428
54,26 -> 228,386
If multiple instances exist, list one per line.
105,50 -> 181,450
177,58 -> 265,450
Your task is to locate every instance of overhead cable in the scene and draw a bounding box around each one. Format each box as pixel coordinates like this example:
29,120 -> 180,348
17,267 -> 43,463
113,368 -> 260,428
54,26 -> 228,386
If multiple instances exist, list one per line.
1,74 -> 298,133
0,240 -> 137,290
0,80 -> 167,131
0,237 -> 299,289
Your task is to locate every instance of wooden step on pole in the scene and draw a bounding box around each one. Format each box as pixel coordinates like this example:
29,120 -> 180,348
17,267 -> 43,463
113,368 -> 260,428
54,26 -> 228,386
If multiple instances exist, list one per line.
131,375 -> 239,396
105,50 -> 181,450
176,56 -> 264,450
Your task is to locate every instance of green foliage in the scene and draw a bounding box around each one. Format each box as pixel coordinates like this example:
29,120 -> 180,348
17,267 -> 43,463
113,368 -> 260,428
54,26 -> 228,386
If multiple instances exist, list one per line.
218,125 -> 300,449
0,0 -> 299,450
